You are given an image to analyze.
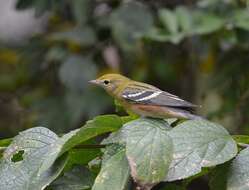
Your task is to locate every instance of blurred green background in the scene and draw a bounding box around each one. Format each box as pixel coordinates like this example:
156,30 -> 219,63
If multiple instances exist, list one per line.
0,0 -> 249,140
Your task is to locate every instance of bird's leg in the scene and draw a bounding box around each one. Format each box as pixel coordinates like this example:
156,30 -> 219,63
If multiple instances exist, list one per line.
170,119 -> 183,127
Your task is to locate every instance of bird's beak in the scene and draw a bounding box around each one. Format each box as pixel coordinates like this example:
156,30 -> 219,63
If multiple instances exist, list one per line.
88,80 -> 99,85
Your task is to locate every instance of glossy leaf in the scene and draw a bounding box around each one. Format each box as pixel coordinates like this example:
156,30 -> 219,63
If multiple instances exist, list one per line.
51,165 -> 94,190
119,118 -> 173,187
165,119 -> 237,181
38,114 -> 123,173
92,149 -> 130,190
0,127 -> 67,190
60,115 -> 123,154
227,147 -> 249,190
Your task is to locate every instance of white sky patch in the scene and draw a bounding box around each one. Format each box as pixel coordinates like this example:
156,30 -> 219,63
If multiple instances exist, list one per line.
136,91 -> 162,101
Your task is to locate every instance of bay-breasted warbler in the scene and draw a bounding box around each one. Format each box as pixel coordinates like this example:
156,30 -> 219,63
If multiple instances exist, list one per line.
89,73 -> 201,120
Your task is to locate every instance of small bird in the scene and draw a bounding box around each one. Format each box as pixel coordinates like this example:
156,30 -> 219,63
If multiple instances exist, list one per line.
89,73 -> 202,120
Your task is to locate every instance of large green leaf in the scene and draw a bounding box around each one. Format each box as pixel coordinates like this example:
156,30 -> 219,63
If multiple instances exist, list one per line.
51,165 -> 94,190
92,149 -> 130,190
227,147 -> 249,190
39,115 -> 123,174
165,119 -> 237,181
60,115 -> 123,154
0,115 -> 123,189
116,118 -> 173,187
0,127 -> 67,190
102,118 -> 172,145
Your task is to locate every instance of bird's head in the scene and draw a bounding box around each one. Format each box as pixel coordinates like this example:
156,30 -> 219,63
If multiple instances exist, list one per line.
89,73 -> 130,95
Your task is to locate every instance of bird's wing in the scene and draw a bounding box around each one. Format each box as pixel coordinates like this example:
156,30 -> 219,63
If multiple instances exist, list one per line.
122,87 -> 198,108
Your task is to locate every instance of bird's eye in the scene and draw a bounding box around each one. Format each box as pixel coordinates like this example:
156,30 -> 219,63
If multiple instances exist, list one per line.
103,80 -> 110,85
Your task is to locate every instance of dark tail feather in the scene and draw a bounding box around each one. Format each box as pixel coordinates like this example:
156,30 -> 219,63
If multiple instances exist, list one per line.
168,107 -> 204,120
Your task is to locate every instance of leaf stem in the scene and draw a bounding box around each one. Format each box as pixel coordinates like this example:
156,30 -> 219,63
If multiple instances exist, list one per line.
73,144 -> 106,149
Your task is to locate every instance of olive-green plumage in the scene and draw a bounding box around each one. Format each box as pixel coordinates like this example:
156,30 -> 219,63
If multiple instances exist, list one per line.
89,73 -> 202,120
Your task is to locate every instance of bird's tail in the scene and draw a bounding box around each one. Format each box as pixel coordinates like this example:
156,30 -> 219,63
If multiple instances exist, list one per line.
168,107 -> 204,120
184,113 -> 203,120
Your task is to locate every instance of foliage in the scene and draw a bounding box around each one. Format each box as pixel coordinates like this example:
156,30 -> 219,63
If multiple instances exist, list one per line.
0,0 -> 249,136
1,114 -> 249,190
0,0 -> 249,189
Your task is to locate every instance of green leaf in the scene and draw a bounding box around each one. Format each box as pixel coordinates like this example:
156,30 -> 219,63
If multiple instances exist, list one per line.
111,1 -> 153,50
32,155 -> 68,190
193,11 -> 224,35
146,28 -> 184,44
0,115 -> 122,189
159,9 -> 179,34
65,148 -> 101,171
176,7 -> 193,33
60,115 -> 123,154
122,118 -> 173,186
92,149 -> 130,190
51,165 -> 94,190
102,118 -> 172,145
209,162 -> 230,190
233,9 -> 249,31
0,127 -> 67,190
101,144 -> 125,166
39,114 -> 123,173
233,135 -> 249,144
59,55 -> 97,92
165,119 -> 237,181
0,138 -> 12,147
227,147 -> 249,190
